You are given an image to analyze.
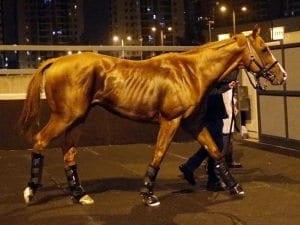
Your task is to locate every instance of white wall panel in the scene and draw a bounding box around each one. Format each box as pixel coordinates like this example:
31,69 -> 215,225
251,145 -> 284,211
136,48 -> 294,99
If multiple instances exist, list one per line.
260,96 -> 286,137
287,97 -> 300,140
285,47 -> 300,91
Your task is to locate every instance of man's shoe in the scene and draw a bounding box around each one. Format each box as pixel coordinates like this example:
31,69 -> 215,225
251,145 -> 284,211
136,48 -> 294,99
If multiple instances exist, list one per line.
206,181 -> 225,192
229,183 -> 245,197
179,165 -> 196,185
228,161 -> 242,168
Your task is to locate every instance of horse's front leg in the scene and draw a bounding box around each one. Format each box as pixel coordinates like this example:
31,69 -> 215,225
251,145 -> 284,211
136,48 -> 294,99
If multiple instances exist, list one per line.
62,121 -> 94,205
141,117 -> 181,207
197,127 -> 244,196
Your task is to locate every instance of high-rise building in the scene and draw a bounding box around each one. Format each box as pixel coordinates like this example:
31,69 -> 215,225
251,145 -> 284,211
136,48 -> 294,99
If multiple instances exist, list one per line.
108,0 -> 185,58
139,0 -> 185,46
191,0 -> 300,42
0,1 -> 3,45
110,0 -> 186,46
284,0 -> 300,16
0,0 -> 18,68
17,0 -> 84,67
195,0 -> 299,29
111,0 -> 141,45
0,0 -> 4,68
18,0 -> 83,45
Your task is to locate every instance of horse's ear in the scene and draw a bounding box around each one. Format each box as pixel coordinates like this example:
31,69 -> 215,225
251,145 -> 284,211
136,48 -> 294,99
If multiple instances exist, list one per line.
252,24 -> 261,38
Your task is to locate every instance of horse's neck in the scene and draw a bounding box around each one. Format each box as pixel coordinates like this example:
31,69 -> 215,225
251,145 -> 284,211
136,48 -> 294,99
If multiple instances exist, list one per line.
195,39 -> 244,83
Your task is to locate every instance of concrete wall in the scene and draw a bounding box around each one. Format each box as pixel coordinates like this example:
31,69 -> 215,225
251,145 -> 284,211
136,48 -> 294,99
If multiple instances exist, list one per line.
0,99 -> 192,150
0,74 -> 31,93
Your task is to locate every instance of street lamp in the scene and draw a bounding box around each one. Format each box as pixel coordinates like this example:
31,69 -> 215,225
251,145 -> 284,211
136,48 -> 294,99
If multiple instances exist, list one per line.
219,4 -> 248,35
139,36 -> 143,59
207,20 -> 214,42
112,35 -> 132,58
151,26 -> 172,46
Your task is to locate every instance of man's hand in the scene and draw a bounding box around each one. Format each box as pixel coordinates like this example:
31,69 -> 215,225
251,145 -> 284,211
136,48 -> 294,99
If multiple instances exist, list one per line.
228,81 -> 239,89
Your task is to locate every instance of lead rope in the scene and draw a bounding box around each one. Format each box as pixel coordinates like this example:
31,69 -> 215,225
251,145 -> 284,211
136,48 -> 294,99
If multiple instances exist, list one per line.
244,69 -> 259,89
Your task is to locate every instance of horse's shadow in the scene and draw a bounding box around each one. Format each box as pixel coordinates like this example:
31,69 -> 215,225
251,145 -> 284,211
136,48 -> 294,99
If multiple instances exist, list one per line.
4,168 -> 299,225
2,188 -> 248,225
82,177 -> 192,194
83,189 -> 247,225
32,177 -> 188,205
230,167 -> 300,184
34,166 -> 300,205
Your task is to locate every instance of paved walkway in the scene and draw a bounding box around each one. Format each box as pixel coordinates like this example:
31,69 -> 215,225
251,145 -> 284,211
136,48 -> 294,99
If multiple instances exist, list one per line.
0,141 -> 299,225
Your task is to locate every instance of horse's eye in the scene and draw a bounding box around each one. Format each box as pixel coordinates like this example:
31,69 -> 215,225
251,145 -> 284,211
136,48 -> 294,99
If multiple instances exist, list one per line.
262,47 -> 268,53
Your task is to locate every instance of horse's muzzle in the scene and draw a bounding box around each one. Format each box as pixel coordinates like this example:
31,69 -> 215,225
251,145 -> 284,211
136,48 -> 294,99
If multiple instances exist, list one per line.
271,72 -> 287,85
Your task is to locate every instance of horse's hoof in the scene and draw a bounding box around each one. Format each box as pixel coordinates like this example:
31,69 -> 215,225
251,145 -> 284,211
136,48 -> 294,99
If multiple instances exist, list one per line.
141,193 -> 160,207
78,194 -> 94,205
23,186 -> 34,204
230,184 -> 245,197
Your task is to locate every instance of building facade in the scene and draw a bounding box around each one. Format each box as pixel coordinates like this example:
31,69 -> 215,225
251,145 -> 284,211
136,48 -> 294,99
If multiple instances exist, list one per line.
194,0 -> 300,43
284,0 -> 300,16
17,0 -> 84,67
0,0 -> 18,68
110,0 -> 185,58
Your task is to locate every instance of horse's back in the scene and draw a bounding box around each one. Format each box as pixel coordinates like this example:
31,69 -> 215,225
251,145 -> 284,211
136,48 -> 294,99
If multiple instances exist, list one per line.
42,53 -> 118,114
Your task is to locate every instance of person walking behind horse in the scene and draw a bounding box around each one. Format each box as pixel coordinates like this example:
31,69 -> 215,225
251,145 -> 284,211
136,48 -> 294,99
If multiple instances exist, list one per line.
179,78 -> 239,192
222,87 -> 242,168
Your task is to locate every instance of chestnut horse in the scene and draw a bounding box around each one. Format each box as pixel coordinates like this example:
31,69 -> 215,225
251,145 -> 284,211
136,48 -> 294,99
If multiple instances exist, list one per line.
19,26 -> 286,206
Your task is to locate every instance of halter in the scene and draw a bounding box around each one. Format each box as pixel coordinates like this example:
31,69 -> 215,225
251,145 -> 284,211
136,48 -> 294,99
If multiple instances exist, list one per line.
244,37 -> 279,90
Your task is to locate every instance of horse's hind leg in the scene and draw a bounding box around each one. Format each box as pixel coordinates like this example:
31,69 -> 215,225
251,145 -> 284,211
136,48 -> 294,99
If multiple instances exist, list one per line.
62,119 -> 94,205
141,117 -> 181,207
24,113 -> 78,204
196,127 -> 244,197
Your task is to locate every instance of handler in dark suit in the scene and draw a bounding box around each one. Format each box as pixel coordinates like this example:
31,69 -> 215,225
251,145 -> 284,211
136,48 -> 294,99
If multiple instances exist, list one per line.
180,77 -> 238,191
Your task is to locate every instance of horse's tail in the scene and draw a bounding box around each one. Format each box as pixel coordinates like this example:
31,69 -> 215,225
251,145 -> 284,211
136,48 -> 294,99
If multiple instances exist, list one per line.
18,58 -> 57,139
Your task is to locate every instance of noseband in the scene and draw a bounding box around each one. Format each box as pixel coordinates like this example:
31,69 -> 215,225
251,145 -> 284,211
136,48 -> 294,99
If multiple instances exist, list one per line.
244,37 -> 279,90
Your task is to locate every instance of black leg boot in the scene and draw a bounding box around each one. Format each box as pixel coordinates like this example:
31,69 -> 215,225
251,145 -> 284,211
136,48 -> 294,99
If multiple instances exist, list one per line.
28,153 -> 44,190
24,152 -> 44,203
65,165 -> 94,205
140,164 -> 160,206
214,159 -> 245,197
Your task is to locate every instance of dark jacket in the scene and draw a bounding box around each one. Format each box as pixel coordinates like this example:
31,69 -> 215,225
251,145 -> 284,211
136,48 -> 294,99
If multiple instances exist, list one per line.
182,80 -> 232,136
204,82 -> 230,121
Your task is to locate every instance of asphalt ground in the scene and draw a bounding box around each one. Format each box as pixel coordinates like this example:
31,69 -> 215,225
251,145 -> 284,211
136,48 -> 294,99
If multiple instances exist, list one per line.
0,141 -> 299,225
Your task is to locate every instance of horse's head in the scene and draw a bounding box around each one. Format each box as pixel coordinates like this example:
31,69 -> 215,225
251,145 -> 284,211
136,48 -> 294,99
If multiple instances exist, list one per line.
242,25 -> 287,87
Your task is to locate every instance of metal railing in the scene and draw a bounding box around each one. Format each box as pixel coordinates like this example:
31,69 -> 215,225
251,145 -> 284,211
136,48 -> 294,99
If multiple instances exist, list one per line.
0,45 -> 195,75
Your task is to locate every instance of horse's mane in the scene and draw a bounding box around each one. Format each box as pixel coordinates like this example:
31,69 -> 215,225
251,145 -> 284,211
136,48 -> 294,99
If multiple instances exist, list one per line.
182,36 -> 238,55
